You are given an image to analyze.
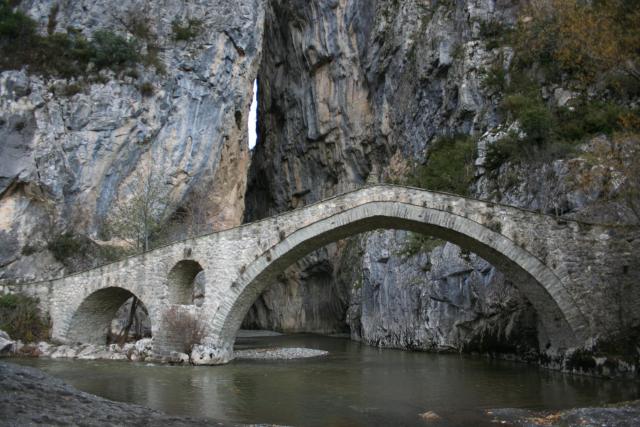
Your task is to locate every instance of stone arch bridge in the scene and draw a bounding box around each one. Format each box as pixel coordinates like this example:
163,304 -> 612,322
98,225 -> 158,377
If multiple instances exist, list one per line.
6,185 -> 639,364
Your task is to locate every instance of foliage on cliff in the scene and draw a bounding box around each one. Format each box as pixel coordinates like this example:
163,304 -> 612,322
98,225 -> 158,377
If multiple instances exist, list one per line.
0,1 -> 143,77
484,0 -> 640,170
406,135 -> 476,196
0,293 -> 50,342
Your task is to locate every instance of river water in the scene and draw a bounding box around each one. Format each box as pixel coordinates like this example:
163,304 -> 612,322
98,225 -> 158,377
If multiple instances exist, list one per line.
13,334 -> 640,426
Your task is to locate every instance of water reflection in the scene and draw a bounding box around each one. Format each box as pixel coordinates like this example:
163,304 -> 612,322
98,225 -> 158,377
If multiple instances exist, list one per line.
13,334 -> 640,426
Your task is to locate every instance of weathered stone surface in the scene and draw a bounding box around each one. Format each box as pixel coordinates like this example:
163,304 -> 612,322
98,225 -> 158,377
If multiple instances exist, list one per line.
190,338 -> 234,366
4,186 -> 638,371
242,0 -> 639,358
0,0 -> 265,282
0,330 -> 15,354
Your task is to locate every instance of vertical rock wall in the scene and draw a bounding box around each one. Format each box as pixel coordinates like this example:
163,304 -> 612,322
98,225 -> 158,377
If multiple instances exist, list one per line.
243,0 -> 543,353
0,0 -> 266,281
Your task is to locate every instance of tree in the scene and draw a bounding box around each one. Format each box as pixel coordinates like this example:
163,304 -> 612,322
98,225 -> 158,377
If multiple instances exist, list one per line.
105,163 -> 172,253
104,163 -> 172,343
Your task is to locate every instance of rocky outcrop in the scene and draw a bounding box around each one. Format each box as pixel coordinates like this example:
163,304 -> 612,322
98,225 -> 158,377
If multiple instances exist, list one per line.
243,0 -> 538,352
0,331 -> 15,354
243,0 -> 638,357
0,0 -> 265,282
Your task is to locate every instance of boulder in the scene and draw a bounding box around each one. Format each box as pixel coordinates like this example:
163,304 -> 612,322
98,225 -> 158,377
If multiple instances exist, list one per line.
190,339 -> 234,365
50,345 -> 78,359
0,330 -> 15,354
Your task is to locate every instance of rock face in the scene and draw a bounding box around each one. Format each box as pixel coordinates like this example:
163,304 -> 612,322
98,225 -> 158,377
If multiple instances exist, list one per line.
0,330 -> 15,354
0,0 -> 265,282
244,0 -> 536,352
243,0 -> 638,355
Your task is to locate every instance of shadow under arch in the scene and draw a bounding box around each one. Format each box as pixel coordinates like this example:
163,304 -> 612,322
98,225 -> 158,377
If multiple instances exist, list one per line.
212,201 -> 590,355
167,260 -> 204,305
66,287 -> 149,345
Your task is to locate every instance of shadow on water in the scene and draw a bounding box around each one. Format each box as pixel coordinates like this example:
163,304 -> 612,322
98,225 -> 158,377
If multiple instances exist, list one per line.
12,334 -> 640,427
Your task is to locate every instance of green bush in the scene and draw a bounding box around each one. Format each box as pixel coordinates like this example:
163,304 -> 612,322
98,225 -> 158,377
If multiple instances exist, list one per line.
171,18 -> 202,41
406,134 -> 476,195
501,93 -> 555,146
47,232 -> 82,263
90,30 -> 139,69
139,81 -> 154,97
0,1 -> 35,41
0,293 -> 50,342
0,2 -> 142,77
479,20 -> 510,49
400,233 -> 444,258
482,64 -> 507,92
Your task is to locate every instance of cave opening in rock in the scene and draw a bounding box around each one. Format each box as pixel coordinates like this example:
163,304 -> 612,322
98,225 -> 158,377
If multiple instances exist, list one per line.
248,79 -> 258,150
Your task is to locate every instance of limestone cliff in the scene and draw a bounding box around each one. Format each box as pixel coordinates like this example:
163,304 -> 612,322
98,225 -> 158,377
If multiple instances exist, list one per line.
0,0 -> 264,281
243,0 -> 639,355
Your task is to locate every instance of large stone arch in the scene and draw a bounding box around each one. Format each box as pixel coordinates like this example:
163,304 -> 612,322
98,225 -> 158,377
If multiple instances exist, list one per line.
210,201 -> 590,360
65,287 -> 151,345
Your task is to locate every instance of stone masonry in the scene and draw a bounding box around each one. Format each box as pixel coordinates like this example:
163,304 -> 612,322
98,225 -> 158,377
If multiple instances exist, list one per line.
3,185 -> 638,364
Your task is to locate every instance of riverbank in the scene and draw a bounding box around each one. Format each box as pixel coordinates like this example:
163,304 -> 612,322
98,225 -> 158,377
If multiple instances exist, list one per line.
488,402 -> 640,426
1,330 -> 328,364
3,360 -> 640,427
0,362 -> 235,426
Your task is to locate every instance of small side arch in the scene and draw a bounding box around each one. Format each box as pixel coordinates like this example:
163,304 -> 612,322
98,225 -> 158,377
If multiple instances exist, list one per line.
65,287 -> 149,345
167,260 -> 204,305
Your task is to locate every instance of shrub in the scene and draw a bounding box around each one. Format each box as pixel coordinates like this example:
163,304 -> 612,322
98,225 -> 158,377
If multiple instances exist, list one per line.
512,0 -> 640,85
90,30 -> 139,69
400,233 -> 444,258
20,244 -> 37,256
501,93 -> 555,145
61,82 -> 83,97
162,307 -> 206,353
139,81 -> 154,97
0,2 -> 144,77
406,134 -> 476,195
482,64 -> 507,93
47,232 -> 82,263
478,19 -> 510,49
0,293 -> 50,342
171,18 -> 202,41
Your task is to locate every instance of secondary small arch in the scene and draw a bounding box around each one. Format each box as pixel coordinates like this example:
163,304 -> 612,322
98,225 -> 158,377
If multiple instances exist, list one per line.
167,260 -> 204,305
66,287 -> 149,345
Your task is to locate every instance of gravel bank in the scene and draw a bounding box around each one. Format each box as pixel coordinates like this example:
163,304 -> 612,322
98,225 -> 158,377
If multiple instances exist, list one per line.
234,347 -> 328,360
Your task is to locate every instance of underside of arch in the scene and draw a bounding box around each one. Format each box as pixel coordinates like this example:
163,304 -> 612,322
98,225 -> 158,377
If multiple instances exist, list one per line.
214,202 -> 589,353
65,287 -> 148,345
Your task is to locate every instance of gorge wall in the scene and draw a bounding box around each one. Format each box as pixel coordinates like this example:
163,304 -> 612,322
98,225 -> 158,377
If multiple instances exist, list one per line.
1,0 -> 637,361
243,0 -> 639,356
1,0 -> 264,281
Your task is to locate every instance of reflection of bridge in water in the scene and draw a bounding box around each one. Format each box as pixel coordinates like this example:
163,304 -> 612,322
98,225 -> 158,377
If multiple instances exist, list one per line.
9,185 -> 639,363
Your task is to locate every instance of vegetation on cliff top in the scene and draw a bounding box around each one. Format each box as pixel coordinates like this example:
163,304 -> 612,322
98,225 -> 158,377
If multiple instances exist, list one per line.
482,0 -> 640,170
0,1 -> 169,79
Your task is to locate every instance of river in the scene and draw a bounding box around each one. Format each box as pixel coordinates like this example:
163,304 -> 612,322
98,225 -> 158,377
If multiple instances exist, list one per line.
12,333 -> 640,426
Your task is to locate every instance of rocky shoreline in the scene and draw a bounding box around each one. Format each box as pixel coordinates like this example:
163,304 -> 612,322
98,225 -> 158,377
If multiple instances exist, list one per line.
1,330 -> 328,364
2,360 -> 639,427
0,362 -> 235,427
487,402 -> 640,426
